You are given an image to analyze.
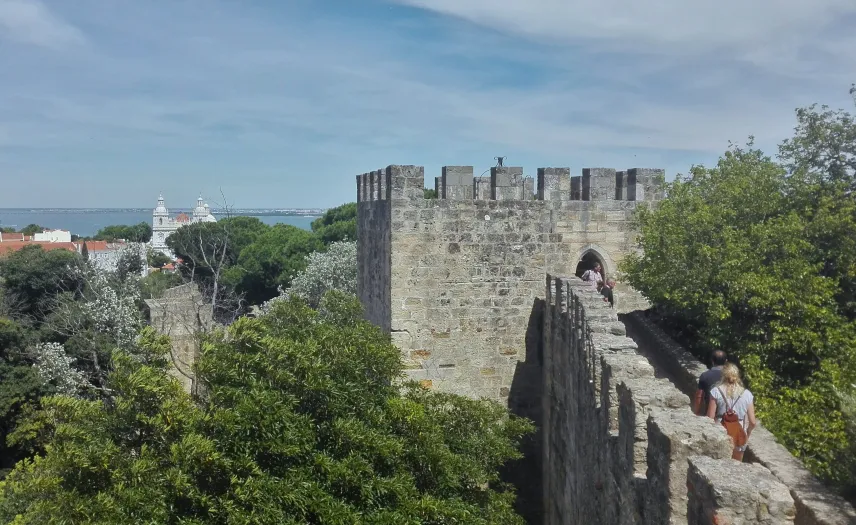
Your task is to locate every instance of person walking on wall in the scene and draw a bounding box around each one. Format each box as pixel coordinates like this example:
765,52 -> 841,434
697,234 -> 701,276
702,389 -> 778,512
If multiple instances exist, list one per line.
706,363 -> 757,461
694,350 -> 727,415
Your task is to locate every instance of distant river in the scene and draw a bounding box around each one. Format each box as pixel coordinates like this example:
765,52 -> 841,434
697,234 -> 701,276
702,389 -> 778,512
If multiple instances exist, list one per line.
0,209 -> 317,238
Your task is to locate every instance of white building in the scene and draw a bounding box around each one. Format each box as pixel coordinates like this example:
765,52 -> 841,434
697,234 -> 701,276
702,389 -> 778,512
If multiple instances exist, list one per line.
151,194 -> 217,258
33,229 -> 72,243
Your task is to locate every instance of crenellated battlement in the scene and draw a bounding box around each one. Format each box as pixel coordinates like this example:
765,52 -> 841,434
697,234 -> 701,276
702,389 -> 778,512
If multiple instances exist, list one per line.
356,162 -> 667,406
356,165 -> 665,203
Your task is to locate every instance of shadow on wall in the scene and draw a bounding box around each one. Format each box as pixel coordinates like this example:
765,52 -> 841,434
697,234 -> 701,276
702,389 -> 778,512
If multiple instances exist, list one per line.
502,298 -> 546,525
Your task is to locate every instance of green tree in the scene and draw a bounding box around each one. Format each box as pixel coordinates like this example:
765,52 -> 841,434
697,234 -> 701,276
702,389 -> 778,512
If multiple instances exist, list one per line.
267,240 -> 357,309
93,222 -> 153,243
623,135 -> 856,487
0,245 -> 84,323
0,295 -> 532,524
138,270 -> 183,300
311,203 -> 356,244
80,241 -> 89,262
18,225 -> 43,237
165,217 -> 270,317
424,188 -> 438,199
146,250 -> 171,269
0,318 -> 47,479
166,217 -> 269,280
224,224 -> 323,304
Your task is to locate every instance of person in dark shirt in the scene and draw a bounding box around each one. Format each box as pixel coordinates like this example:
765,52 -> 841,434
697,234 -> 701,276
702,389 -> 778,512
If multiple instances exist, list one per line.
693,350 -> 727,415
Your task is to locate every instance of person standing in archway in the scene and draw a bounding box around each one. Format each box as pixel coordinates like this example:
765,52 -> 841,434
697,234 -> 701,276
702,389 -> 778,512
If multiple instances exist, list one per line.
582,262 -> 614,306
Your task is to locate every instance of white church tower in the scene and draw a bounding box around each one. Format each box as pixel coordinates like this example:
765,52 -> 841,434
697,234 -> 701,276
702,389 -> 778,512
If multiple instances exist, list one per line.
150,193 -> 217,259
152,193 -> 172,256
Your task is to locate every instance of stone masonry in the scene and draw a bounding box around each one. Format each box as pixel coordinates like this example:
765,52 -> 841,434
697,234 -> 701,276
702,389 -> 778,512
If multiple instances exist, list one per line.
145,283 -> 214,395
542,276 -> 796,525
356,164 -> 665,402
622,311 -> 856,525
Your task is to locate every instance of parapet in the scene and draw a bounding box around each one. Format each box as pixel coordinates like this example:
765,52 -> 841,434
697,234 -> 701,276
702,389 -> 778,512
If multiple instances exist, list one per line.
622,311 -> 856,525
356,165 -> 665,203
542,275 -> 795,525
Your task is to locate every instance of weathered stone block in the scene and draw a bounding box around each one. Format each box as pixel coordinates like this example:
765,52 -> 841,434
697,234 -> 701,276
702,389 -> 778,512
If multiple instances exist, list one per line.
583,168 -> 617,201
491,167 -> 525,200
442,166 -> 475,200
646,409 -> 734,525
538,167 -> 571,201
627,168 -> 665,202
687,455 -> 796,525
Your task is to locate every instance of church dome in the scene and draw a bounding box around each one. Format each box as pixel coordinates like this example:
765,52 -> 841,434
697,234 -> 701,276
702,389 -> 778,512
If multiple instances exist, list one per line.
201,203 -> 217,223
193,195 -> 208,218
154,193 -> 168,215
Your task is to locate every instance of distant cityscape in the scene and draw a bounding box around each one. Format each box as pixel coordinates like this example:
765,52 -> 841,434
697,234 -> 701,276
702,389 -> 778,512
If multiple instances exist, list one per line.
0,207 -> 324,239
0,208 -> 326,217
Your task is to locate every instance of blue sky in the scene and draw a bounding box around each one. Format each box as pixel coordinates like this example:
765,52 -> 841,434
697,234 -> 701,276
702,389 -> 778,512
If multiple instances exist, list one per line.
1,0 -> 854,209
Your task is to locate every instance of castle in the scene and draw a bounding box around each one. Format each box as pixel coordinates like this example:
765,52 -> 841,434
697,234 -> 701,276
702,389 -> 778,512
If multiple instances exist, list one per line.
356,164 -> 664,401
355,165 -> 854,525
151,194 -> 217,258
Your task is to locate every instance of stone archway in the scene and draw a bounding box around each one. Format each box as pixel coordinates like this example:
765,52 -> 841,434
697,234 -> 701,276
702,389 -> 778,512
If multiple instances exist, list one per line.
573,244 -> 617,280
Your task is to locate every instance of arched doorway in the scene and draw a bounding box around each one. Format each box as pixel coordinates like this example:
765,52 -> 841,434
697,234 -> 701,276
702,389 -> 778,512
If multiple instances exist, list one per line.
575,250 -> 606,279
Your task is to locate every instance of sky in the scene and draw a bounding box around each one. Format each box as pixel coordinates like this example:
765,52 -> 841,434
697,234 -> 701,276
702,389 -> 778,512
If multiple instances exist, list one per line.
0,0 -> 854,209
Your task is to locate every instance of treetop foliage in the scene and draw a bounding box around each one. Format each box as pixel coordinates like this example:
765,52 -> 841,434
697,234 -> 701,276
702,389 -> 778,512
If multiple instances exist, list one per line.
167,210 -> 355,310
0,293 -> 533,524
622,88 -> 856,491
0,245 -> 85,323
269,240 -> 357,309
92,222 -> 153,243
311,203 -> 356,245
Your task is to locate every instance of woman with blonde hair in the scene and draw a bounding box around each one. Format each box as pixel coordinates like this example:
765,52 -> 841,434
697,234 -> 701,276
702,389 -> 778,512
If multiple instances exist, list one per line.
706,362 -> 757,461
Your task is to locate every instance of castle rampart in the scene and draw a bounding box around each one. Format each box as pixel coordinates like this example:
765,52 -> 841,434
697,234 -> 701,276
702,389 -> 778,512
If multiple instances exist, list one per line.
542,276 -> 796,525
356,164 -> 665,402
621,311 -> 856,525
355,165 -> 853,524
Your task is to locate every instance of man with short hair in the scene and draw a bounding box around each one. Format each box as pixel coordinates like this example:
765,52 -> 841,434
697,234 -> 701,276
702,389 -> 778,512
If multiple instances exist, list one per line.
694,350 -> 727,415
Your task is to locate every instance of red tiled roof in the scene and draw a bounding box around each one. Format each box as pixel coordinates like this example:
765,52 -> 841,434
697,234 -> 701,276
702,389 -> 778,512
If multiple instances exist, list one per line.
0,233 -> 25,242
0,241 -> 77,256
77,241 -> 108,252
175,213 -> 190,223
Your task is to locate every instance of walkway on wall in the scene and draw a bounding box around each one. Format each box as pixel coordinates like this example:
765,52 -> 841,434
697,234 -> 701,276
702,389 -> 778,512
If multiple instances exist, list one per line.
614,287 -> 856,525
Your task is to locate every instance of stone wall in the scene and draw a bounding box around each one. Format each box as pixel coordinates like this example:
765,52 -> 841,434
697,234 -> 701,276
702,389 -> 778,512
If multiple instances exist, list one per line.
622,311 -> 856,525
144,283 -> 214,395
355,164 -> 665,404
542,275 -> 796,524
356,169 -> 392,333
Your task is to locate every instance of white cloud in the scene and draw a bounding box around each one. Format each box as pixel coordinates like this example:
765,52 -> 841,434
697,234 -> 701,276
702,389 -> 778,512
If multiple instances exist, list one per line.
391,0 -> 855,55
0,0 -> 854,207
0,0 -> 84,49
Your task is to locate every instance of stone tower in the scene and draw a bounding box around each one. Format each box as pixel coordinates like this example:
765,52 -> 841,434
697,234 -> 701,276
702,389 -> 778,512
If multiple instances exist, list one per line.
356,165 -> 665,404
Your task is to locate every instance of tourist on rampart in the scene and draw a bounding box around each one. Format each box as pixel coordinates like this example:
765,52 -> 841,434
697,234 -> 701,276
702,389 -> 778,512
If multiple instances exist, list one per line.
581,262 -> 614,307
694,350 -> 727,415
707,363 -> 757,461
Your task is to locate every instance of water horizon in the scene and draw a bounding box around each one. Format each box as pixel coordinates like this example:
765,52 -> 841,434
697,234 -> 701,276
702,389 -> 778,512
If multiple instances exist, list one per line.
0,208 -> 321,238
